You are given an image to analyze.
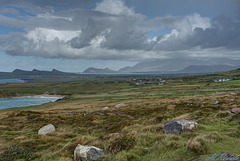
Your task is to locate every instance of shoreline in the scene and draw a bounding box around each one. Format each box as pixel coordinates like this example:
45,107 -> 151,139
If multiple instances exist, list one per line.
0,93 -> 65,99
0,94 -> 65,111
20,94 -> 64,98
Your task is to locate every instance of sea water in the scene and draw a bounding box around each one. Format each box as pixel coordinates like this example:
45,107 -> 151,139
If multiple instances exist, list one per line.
0,79 -> 26,84
0,97 -> 62,110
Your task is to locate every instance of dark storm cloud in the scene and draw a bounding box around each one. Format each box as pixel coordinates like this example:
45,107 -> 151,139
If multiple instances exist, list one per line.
153,16 -> 240,51
190,16 -> 240,49
67,15 -> 150,50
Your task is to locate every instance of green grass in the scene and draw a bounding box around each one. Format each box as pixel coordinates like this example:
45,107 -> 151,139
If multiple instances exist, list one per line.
0,70 -> 240,160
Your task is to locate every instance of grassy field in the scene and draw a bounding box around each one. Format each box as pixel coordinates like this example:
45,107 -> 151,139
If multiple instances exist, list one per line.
0,71 -> 239,161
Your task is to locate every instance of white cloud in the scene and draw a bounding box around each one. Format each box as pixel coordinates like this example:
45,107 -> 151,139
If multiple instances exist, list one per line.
26,28 -> 81,42
187,13 -> 211,31
37,13 -> 73,21
0,0 -> 239,62
95,0 -> 135,16
148,13 -> 211,38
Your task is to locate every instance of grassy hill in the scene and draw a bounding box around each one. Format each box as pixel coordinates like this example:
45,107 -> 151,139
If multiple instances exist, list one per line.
0,70 -> 239,161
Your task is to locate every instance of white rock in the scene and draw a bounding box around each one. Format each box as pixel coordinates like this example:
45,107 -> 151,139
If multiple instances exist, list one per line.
214,101 -> 219,104
114,103 -> 125,108
102,107 -> 109,110
38,124 -> 56,135
176,119 -> 198,131
74,144 -> 104,161
109,133 -> 120,137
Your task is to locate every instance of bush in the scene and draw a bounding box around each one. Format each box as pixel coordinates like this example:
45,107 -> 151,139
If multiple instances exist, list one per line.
187,137 -> 208,155
204,132 -> 223,143
0,144 -> 37,161
108,135 -> 136,154
230,113 -> 240,122
120,152 -> 140,161
215,111 -> 232,118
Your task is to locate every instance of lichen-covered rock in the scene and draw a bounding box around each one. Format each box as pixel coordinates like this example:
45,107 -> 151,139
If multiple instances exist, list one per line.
38,124 -> 56,135
164,119 -> 197,135
74,144 -> 104,161
114,103 -> 125,108
231,108 -> 240,114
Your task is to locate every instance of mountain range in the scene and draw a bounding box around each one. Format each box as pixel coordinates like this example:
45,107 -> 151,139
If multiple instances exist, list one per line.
80,58 -> 240,74
1,58 -> 240,77
0,69 -> 78,78
118,58 -> 240,73
83,67 -> 116,74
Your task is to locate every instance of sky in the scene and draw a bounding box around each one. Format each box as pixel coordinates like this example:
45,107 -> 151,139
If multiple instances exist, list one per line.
0,0 -> 240,72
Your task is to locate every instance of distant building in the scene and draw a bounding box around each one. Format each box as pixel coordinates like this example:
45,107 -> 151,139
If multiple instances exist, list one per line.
213,79 -> 231,82
130,78 -> 166,86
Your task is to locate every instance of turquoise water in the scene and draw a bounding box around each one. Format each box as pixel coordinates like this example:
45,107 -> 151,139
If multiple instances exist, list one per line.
0,97 -> 62,110
0,79 -> 26,84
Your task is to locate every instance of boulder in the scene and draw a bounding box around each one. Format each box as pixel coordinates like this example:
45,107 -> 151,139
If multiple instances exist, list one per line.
231,108 -> 240,114
74,144 -> 104,161
38,124 -> 56,135
102,107 -> 109,110
114,103 -> 125,108
164,119 -> 197,135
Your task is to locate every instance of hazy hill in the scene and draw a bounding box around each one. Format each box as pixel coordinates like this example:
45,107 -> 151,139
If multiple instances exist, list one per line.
118,58 -> 240,73
178,65 -> 240,73
12,69 -> 77,76
83,67 -> 116,73
119,58 -> 203,73
0,69 -> 78,78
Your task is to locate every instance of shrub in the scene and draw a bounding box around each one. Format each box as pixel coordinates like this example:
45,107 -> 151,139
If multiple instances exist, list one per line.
215,111 -> 232,118
108,135 -> 136,154
230,113 -> 240,122
187,137 -> 208,155
0,144 -> 37,161
204,132 -> 223,143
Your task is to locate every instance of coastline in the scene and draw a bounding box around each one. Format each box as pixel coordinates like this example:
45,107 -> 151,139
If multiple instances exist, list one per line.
21,94 -> 64,98
0,93 -> 65,99
0,94 -> 65,111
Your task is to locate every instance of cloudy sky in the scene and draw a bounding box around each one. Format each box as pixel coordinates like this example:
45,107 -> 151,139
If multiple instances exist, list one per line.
0,0 -> 239,72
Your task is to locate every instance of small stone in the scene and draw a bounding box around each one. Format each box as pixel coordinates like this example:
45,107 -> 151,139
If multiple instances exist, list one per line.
214,101 -> 219,104
114,103 -> 125,108
140,148 -> 151,154
38,124 -> 55,135
231,108 -> 240,114
143,148 -> 151,153
74,144 -> 104,161
102,107 -> 109,110
109,133 -> 120,137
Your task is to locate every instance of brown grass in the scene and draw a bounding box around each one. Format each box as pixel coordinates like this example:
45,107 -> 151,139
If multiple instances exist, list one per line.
0,90 -> 239,160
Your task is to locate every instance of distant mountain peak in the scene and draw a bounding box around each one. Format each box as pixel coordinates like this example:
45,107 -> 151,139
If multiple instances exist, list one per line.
52,69 -> 60,72
178,65 -> 240,73
9,68 -> 78,77
83,67 -> 116,73
104,67 -> 115,71
118,58 -> 240,73
32,69 -> 40,72
12,69 -> 28,74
